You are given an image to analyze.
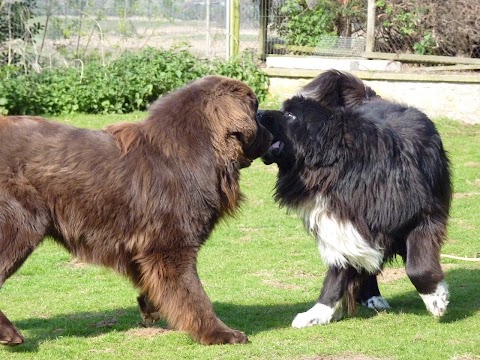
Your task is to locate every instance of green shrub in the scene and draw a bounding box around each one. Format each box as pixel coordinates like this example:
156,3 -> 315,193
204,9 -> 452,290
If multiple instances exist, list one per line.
375,0 -> 438,55
277,0 -> 337,47
0,0 -> 44,65
0,48 -> 269,115
211,52 -> 269,102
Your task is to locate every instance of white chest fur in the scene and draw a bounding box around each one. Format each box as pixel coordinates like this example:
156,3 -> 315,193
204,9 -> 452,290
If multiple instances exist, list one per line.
297,195 -> 383,273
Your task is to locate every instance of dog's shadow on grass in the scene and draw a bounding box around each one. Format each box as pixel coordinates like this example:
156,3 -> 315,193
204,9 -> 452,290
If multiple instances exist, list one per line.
6,301 -> 312,353
6,267 -> 480,352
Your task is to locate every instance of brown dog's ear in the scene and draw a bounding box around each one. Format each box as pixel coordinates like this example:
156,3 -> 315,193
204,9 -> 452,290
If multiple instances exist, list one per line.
105,122 -> 144,156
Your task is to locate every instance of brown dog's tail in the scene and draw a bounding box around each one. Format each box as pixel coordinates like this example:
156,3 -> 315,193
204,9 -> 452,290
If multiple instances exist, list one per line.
299,69 -> 378,109
346,276 -> 360,316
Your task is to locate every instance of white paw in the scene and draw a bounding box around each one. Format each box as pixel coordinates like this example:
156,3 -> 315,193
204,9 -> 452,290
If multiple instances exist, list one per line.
291,302 -> 342,328
362,296 -> 391,311
419,281 -> 449,317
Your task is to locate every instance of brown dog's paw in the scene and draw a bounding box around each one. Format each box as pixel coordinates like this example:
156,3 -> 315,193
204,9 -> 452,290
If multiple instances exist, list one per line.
0,325 -> 24,346
0,311 -> 24,346
137,295 -> 162,327
199,328 -> 248,345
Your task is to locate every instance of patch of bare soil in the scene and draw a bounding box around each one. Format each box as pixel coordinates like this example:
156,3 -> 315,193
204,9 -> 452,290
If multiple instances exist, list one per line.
262,278 -> 303,290
377,268 -> 407,284
94,318 -> 118,328
378,264 -> 457,284
254,270 -> 304,290
125,327 -> 170,338
87,348 -> 115,353
301,354 -> 391,360
454,191 -> 480,199
464,162 -> 480,168
67,258 -> 89,269
450,355 -> 480,360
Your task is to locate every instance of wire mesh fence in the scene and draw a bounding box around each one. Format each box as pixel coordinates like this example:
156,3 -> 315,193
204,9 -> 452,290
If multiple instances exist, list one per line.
49,0 -> 228,57
1,0 -> 232,68
260,0 -> 480,60
1,0 -> 479,70
373,0 -> 480,58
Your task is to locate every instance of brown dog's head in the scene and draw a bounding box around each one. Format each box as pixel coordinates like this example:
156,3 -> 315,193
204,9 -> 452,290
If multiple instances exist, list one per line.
132,76 -> 273,215
200,76 -> 272,168
142,76 -> 272,169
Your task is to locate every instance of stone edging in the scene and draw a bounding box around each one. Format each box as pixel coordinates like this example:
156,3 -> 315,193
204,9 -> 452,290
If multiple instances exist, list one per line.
262,67 -> 480,84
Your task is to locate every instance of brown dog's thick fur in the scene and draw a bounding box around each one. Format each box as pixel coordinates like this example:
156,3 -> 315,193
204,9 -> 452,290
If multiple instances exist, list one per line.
0,76 -> 272,345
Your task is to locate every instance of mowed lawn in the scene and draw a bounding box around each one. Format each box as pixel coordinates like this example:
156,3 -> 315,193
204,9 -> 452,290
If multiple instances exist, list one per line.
0,112 -> 479,360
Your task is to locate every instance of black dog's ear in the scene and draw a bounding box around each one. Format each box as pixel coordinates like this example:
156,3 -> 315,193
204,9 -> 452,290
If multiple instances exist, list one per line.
301,70 -> 377,108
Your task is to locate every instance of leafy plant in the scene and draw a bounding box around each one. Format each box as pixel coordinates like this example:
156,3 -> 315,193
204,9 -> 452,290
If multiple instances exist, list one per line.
0,48 -> 269,115
0,0 -> 44,65
374,0 -> 438,55
211,52 -> 269,102
277,0 -> 337,48
413,32 -> 436,55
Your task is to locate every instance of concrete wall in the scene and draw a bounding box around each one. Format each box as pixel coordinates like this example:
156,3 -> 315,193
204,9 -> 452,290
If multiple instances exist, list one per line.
264,68 -> 480,124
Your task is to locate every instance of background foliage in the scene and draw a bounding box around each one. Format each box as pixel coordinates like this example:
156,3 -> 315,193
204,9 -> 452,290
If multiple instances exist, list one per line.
276,0 -> 337,47
269,0 -> 480,57
374,0 -> 480,57
0,0 -> 43,65
0,48 -> 269,115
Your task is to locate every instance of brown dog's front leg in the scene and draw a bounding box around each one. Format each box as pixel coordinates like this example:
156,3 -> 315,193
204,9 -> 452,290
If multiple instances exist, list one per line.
136,249 -> 247,345
0,310 -> 24,346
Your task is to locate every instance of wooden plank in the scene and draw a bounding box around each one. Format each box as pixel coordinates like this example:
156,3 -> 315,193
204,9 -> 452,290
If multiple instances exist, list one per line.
262,67 -> 480,83
272,44 -> 317,54
362,51 -> 480,65
273,44 -> 360,57
422,64 -> 480,72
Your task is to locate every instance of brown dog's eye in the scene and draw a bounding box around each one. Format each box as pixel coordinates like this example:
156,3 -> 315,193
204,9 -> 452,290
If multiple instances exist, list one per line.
230,131 -> 245,144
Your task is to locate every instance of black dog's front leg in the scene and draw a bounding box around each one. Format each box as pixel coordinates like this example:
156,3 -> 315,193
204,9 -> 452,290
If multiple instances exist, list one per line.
358,274 -> 391,311
292,266 -> 350,328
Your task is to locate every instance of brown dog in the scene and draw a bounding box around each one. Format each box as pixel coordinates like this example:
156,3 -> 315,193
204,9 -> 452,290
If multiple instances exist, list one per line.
0,76 -> 272,345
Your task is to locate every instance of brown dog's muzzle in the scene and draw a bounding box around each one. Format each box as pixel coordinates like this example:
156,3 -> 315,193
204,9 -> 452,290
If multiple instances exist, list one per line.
243,121 -> 273,163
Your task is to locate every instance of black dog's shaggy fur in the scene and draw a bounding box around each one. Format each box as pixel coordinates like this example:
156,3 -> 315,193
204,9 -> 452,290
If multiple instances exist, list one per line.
258,70 -> 452,327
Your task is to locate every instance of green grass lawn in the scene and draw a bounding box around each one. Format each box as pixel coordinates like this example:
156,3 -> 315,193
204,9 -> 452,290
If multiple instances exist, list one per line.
0,113 -> 479,360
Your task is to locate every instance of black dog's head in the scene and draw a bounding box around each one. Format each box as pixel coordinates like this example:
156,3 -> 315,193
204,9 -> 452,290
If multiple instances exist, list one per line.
256,109 -> 294,168
258,70 -> 378,172
257,97 -> 342,172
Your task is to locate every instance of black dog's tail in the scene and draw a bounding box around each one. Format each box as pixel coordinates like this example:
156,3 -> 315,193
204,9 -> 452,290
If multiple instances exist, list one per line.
299,69 -> 378,108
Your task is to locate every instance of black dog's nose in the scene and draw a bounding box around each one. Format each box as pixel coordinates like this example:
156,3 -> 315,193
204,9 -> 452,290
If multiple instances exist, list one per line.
256,110 -> 265,125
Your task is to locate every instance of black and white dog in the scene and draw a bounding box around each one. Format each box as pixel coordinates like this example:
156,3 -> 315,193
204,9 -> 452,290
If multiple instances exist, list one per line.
258,70 -> 452,327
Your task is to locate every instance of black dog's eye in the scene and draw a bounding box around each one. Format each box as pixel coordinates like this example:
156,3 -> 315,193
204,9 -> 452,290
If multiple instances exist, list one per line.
285,112 -> 296,121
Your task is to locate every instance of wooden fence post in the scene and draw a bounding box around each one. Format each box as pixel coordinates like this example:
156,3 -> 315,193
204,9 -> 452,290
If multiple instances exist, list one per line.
228,0 -> 240,59
258,0 -> 270,61
366,0 -> 376,53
